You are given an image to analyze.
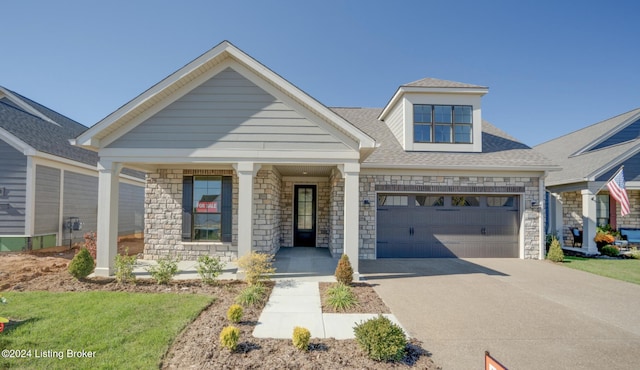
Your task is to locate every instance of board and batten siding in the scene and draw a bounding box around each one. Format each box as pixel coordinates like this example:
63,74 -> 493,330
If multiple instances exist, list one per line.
118,182 -> 144,236
384,99 -> 405,147
0,139 -> 27,234
34,165 -> 61,235
107,67 -> 353,151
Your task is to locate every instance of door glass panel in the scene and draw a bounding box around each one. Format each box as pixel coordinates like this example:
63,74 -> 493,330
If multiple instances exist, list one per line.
377,195 -> 408,206
297,188 -> 313,230
416,195 -> 444,206
452,196 -> 480,207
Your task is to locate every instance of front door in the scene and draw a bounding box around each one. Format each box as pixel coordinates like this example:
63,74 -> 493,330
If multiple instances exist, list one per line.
294,185 -> 316,247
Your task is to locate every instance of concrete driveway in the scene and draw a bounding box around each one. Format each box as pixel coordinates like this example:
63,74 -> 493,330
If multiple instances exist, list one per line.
361,258 -> 640,370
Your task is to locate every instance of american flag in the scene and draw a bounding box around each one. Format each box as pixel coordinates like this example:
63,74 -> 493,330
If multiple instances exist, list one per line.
606,168 -> 630,217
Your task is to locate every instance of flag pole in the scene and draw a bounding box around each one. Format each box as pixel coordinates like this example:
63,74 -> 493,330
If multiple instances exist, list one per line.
594,165 -> 624,196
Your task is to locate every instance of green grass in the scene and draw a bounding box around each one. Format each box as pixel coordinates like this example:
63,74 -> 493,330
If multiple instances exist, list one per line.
563,256 -> 640,285
0,291 -> 213,369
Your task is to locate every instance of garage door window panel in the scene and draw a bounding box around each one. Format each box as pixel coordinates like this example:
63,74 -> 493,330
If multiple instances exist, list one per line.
378,195 -> 408,206
452,196 -> 480,207
416,195 -> 444,207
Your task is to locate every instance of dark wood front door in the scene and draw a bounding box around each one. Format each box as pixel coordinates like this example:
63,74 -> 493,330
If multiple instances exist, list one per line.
294,185 -> 316,247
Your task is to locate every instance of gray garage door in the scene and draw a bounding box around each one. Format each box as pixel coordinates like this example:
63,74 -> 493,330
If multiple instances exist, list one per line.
376,194 -> 519,258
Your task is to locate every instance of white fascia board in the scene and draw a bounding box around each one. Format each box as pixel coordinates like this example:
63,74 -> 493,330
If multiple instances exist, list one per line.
361,162 -> 558,173
0,87 -> 60,127
0,127 -> 36,155
32,152 -> 144,184
585,142 -> 640,181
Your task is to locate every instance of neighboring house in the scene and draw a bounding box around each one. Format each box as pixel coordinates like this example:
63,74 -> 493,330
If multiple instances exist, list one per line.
73,41 -> 556,278
535,108 -> 640,254
0,87 -> 145,251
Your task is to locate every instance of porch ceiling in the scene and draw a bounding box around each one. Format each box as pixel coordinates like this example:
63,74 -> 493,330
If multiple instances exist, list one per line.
275,165 -> 334,177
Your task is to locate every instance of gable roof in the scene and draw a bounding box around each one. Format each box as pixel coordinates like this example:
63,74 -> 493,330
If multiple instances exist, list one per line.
0,86 -> 97,166
75,41 -> 375,152
333,107 -> 555,170
534,107 -> 640,185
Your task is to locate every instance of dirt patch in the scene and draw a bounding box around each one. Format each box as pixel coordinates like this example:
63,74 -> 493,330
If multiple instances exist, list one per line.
0,253 -> 439,369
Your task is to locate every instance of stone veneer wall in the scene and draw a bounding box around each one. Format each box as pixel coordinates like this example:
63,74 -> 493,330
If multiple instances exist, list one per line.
329,171 -> 344,256
144,169 -> 239,262
359,174 -> 543,259
618,190 -> 640,228
560,191 -> 582,245
280,178 -> 330,248
253,167 -> 282,254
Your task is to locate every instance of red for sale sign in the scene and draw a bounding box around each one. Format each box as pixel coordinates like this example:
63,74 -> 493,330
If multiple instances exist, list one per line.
196,201 -> 218,213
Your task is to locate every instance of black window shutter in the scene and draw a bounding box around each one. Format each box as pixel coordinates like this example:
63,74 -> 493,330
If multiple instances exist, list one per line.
221,176 -> 233,242
182,176 -> 193,241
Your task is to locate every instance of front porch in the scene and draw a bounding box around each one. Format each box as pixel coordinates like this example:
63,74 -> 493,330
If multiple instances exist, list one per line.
95,162 -> 362,279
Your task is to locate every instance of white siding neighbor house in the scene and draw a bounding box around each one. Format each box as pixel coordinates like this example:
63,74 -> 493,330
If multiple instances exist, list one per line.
0,87 -> 145,251
74,41 -> 557,278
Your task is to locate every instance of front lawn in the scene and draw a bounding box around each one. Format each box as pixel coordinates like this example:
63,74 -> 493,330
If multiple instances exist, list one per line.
0,291 -> 213,369
563,256 -> 640,285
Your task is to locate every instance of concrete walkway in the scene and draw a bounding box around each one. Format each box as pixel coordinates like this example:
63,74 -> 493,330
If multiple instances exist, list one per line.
361,258 -> 640,370
252,279 -> 404,339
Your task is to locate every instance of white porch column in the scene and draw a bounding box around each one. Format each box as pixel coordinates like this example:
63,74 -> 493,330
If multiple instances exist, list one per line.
341,163 -> 360,281
234,162 -> 260,263
95,161 -> 122,277
581,189 -> 598,254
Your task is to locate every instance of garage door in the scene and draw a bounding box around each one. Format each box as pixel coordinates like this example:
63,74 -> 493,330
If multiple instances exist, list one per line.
376,194 -> 519,258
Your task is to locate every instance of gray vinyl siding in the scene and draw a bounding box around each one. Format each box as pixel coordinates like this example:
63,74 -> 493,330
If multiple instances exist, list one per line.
34,165 -> 61,235
596,152 -> 640,183
591,118 -> 640,151
107,68 -> 352,151
384,100 -> 404,145
62,172 -> 98,244
118,182 -> 144,236
0,140 -> 27,234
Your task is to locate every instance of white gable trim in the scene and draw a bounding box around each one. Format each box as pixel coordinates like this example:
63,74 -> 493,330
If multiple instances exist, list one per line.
572,110 -> 640,157
0,127 -> 36,155
586,142 -> 640,181
0,87 -> 61,127
77,41 -> 374,151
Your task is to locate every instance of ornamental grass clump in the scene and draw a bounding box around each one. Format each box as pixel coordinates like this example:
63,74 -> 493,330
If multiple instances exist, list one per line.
235,284 -> 266,307
353,315 -> 407,362
196,255 -> 226,285
236,252 -> 276,285
292,326 -> 311,351
546,236 -> 564,263
147,256 -> 179,285
68,248 -> 95,280
226,304 -> 243,323
335,254 -> 354,285
219,326 -> 240,351
325,282 -> 358,311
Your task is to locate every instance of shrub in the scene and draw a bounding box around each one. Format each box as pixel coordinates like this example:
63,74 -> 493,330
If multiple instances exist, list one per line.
601,245 -> 620,257
68,248 -> 95,279
629,247 -> 640,259
227,304 -> 243,323
236,252 -> 276,285
546,237 -> 564,263
114,248 -> 137,285
235,284 -> 266,307
325,283 -> 358,311
83,231 -> 97,261
196,255 -> 226,285
219,326 -> 240,351
594,231 -> 615,245
146,256 -> 179,284
292,326 -> 311,351
353,315 -> 407,362
335,254 -> 354,285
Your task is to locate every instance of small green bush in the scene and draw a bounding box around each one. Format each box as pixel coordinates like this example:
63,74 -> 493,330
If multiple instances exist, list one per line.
335,254 -> 354,285
236,252 -> 276,285
68,248 -> 95,279
353,315 -> 407,362
292,326 -> 311,351
235,284 -> 266,307
219,326 -> 240,351
227,304 -> 243,323
146,256 -> 179,284
197,255 -> 226,285
114,248 -> 137,285
601,245 -> 620,257
325,283 -> 357,311
546,236 -> 564,263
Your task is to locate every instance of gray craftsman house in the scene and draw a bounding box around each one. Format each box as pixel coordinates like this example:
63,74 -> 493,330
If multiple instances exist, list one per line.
73,41 -> 556,278
0,87 -> 144,251
536,108 -> 640,254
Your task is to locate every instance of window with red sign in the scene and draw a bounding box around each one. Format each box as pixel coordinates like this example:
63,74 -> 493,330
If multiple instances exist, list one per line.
193,176 -> 222,241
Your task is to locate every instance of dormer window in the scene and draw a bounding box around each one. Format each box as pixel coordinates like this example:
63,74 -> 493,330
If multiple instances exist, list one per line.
413,104 -> 473,144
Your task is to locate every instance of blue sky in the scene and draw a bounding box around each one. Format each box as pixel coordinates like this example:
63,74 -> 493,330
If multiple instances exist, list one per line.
2,0 -> 639,146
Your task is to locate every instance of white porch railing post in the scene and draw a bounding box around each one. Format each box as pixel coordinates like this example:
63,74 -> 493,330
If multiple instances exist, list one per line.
95,161 -> 121,277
